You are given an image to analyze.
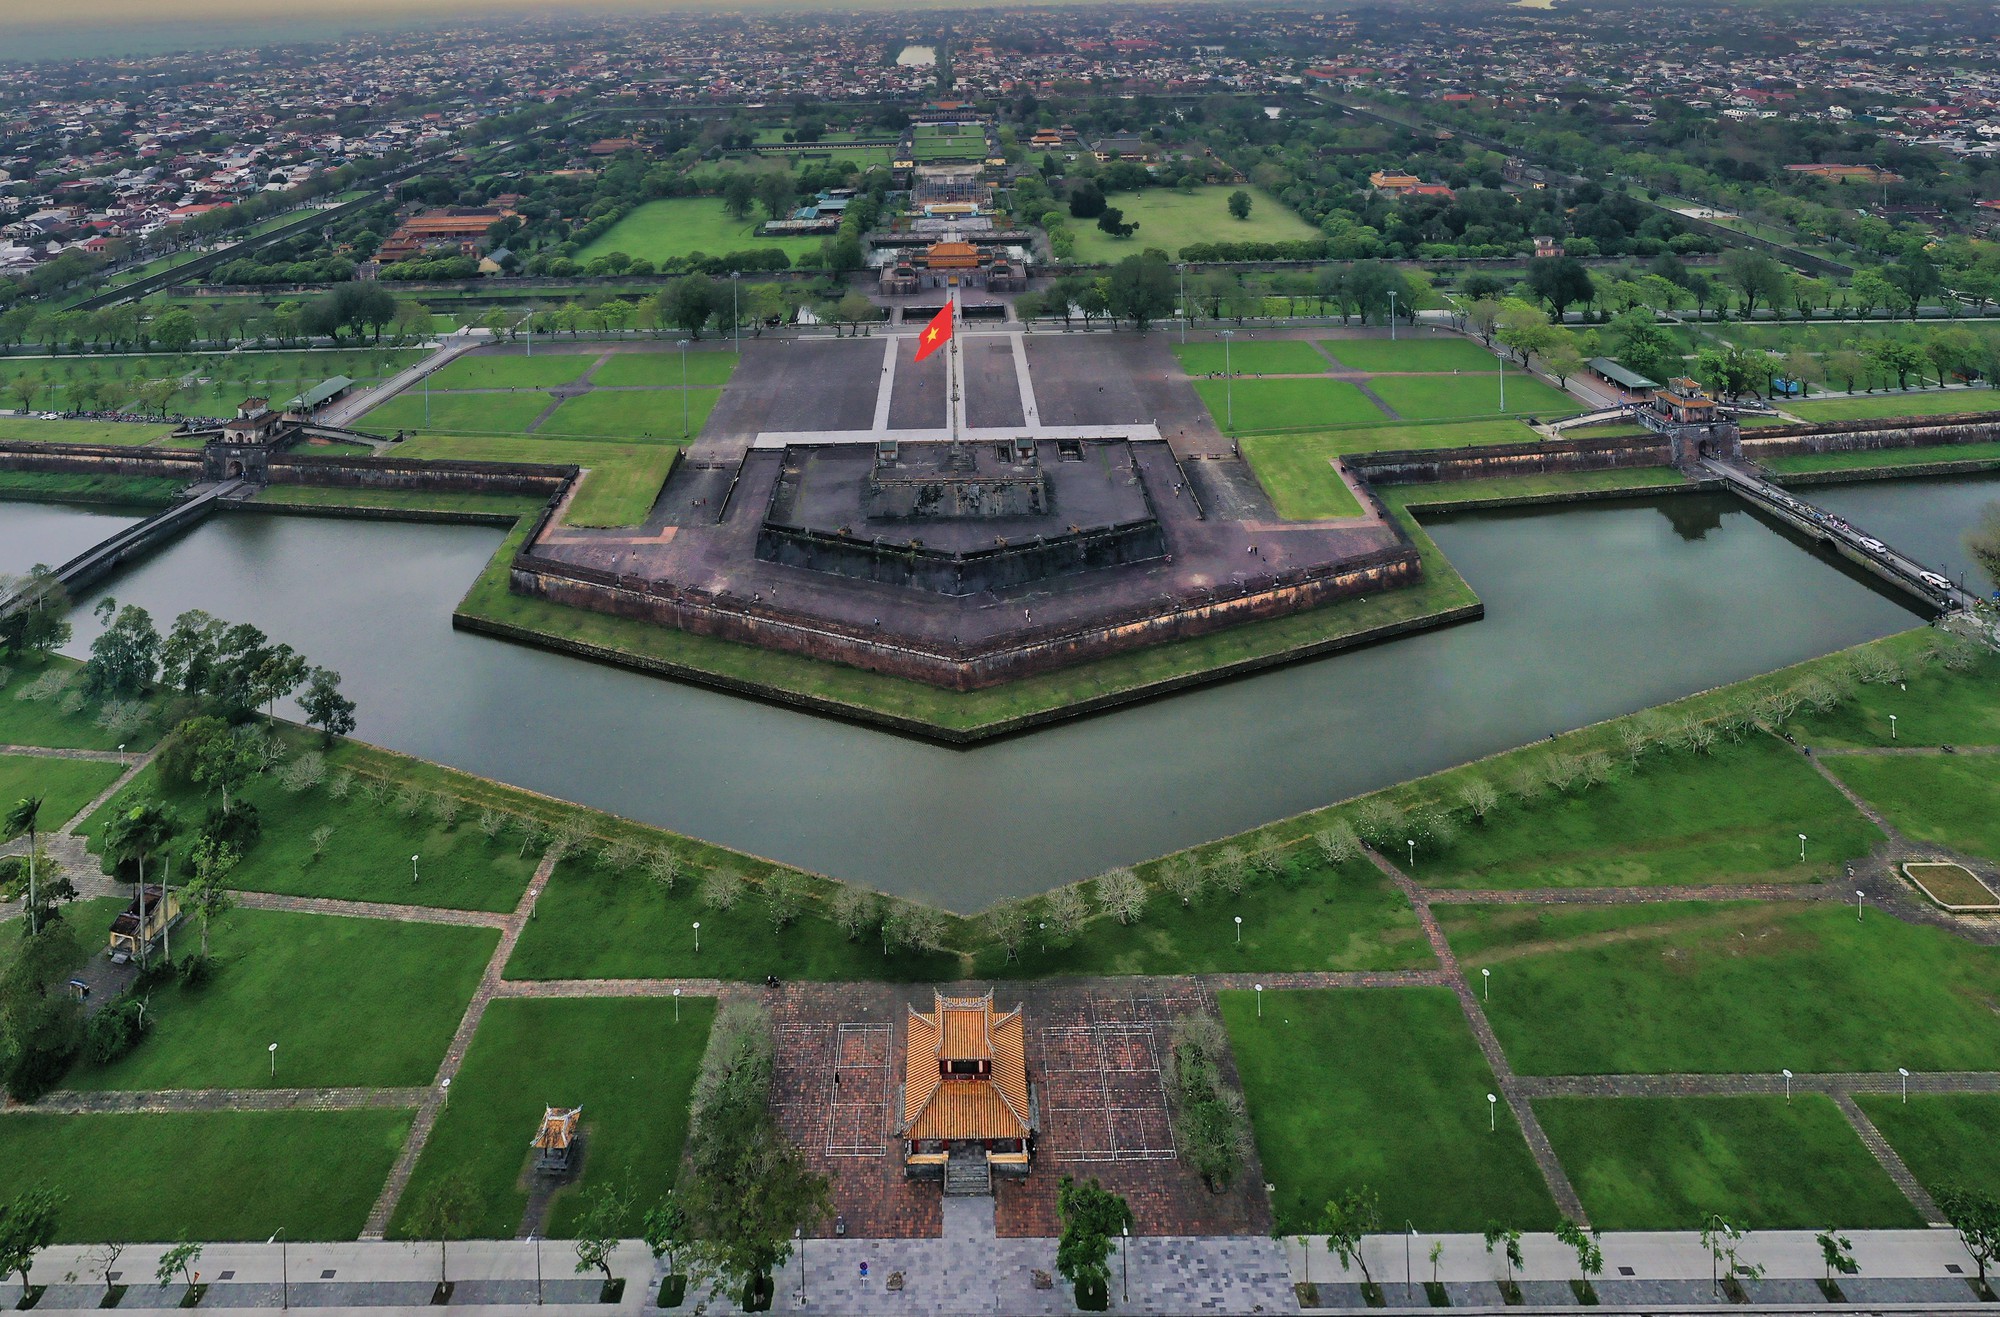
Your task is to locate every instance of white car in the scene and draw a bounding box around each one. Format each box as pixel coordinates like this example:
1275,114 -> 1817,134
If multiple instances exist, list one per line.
1857,537 -> 1888,555
1920,571 -> 1952,591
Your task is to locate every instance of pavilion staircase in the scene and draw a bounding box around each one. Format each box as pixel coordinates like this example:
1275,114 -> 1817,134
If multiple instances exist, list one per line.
944,1155 -> 992,1197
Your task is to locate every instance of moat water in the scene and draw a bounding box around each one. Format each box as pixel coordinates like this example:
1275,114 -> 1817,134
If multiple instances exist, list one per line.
10,477 -> 1993,909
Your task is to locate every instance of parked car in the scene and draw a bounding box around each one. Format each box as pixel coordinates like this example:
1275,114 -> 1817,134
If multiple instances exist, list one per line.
1920,571 -> 1952,591
1857,537 -> 1888,555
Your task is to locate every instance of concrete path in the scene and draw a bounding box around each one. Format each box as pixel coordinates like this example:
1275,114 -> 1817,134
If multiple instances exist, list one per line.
1010,331 -> 1041,427
872,335 -> 897,432
320,331 -> 482,429
1,744 -> 163,921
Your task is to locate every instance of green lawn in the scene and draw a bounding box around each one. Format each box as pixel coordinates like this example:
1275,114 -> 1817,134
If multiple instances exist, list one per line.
0,753 -> 122,831
65,909 -> 494,1091
253,486 -> 545,518
1222,988 -> 1558,1233
1398,468 -> 1690,506
1171,341 -> 1329,376
1192,378 -> 1388,433
1320,338 -> 1501,373
503,859 -> 960,983
1793,643 -> 2000,748
1367,373 -> 1576,422
79,739 -> 543,913
0,350 -> 419,417
0,896 -> 123,982
1413,735 -> 1879,890
393,435 -> 673,526
577,198 -> 824,265
0,1109 -> 413,1241
1536,1096 -> 1922,1230
1787,391 -> 2000,423
976,856 -> 1433,979
1856,1094 -> 2000,1198
592,349 -> 740,388
1069,186 -> 1317,264
540,387 -> 721,441
1822,753 -> 2000,863
0,470 -> 187,506
390,998 -> 714,1240
1237,435 -> 1365,519
1451,902 -> 2000,1075
1764,441 -> 2000,474
425,354 -> 598,391
362,390 -> 554,436
0,417 -> 170,445
0,658 -> 165,752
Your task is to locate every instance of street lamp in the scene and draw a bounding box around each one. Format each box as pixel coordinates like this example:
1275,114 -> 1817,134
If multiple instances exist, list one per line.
796,1226 -> 805,1306
411,854 -> 420,886
1388,288 -> 1398,342
268,1041 -> 278,1079
1406,838 -> 1415,868
1254,983 -> 1264,1018
678,338 -> 691,439
1899,1067 -> 1910,1103
269,1229 -> 287,1310
1781,1068 -> 1792,1104
673,986 -> 682,1023
1233,914 -> 1242,944
119,742 -> 126,768
1487,1092 -> 1497,1133
1177,263 -> 1187,344
1481,967 -> 1491,1001
1889,714 -> 1897,740
1220,329 -> 1235,431
693,921 -> 701,953
1121,1226 -> 1130,1304
1798,833 -> 1807,863
1856,889 -> 1865,922
1406,1224 -> 1416,1297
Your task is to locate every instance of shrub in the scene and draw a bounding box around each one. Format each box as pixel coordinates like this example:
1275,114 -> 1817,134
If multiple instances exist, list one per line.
175,954 -> 212,989
1094,868 -> 1147,924
201,801 -> 260,853
85,999 -> 148,1065
701,869 -> 744,911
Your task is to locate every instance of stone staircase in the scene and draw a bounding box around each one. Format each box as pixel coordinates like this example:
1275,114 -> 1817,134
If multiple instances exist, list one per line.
944,1154 -> 991,1197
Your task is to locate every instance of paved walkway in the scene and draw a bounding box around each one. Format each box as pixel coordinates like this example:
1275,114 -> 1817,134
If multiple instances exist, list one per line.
0,744 -> 162,921
18,1086 -> 430,1115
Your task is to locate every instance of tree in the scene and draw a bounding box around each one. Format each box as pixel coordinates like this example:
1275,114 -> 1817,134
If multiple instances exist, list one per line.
1541,340 -> 1585,387
1526,256 -> 1595,320
1227,190 -> 1252,221
155,1238 -> 202,1296
184,837 -> 239,956
1700,1214 -> 1764,1298
300,667 -> 357,747
1721,250 -> 1786,318
101,802 -> 178,957
1966,503 -> 2000,589
1495,299 -> 1557,365
1886,255 -> 1941,319
1817,1228 -> 1859,1291
1864,338 -> 1925,391
1483,1222 -> 1523,1292
1105,252 -> 1174,331
1163,1014 -> 1249,1191
1055,1176 -> 1131,1309
0,1187 -> 61,1298
407,1170 -> 477,1291
3,797 -> 47,935
81,599 -> 160,699
1848,270 -> 1895,319
1068,182 -> 1106,219
1555,1217 -> 1603,1299
1938,1186 -> 2000,1290
0,567 -> 71,661
160,609 -> 226,695
664,276 -> 716,339
1095,207 -> 1138,239
764,870 -> 808,931
1610,309 -> 1680,385
1323,1187 -> 1380,1288
644,1191 -> 688,1280
186,721 -> 255,814
573,1183 -> 631,1292
1094,868 -> 1147,924
151,309 -> 197,354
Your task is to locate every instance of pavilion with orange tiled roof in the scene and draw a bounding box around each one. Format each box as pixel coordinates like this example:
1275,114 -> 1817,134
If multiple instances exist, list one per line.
900,991 -> 1036,1184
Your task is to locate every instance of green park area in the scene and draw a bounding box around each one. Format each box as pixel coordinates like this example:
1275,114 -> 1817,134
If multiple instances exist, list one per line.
1787,390 -> 2000,423
1068,186 -> 1314,264
1444,901 -> 2000,1076
593,349 -> 740,388
1409,733 -> 1879,890
1764,440 -> 2000,475
392,435 -> 675,525
540,387 -> 722,442
577,197 -> 824,265
363,389 -> 554,436
80,735 -> 544,912
0,1109 -> 414,1241
424,353 -> 596,391
61,909 -> 494,1091
1234,437 -> 1365,519
1193,377 -> 1388,432
1822,753 -> 2000,863
1171,340 -> 1328,376
1856,1094 -> 2000,1199
1398,467 -> 1689,506
1321,338 -> 1502,374
1222,988 -> 1558,1233
0,349 -> 418,418
0,417 -> 169,446
1368,372 -> 1574,421
0,658 -> 164,753
1792,645 -> 2000,747
1535,1096 -> 1922,1230
0,752 -> 121,831
392,997 -> 715,1239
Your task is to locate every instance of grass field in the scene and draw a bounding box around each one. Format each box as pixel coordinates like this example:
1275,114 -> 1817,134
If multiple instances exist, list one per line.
0,470 -> 186,507
1450,902 -> 2000,1075
390,435 -> 673,526
0,658 -> 164,752
80,739 -> 543,912
64,909 -> 495,1091
1787,390 -> 2000,423
977,857 -> 1433,979
391,998 -> 714,1239
1856,1095 -> 2000,1198
1367,373 -> 1576,421
1535,1096 -> 1922,1230
1793,645 -> 2000,748
363,390 -> 553,436
503,859 -> 960,983
1399,468 -> 1690,506
1764,441 -> 2000,475
577,198 -> 824,265
0,417 -> 170,445
425,355 -> 596,391
1320,338 -> 1502,373
0,350 -> 419,417
0,1110 -> 414,1242
0,752 -> 123,831
1237,436 -> 1366,519
540,387 -> 721,441
252,486 -> 545,518
1222,988 -> 1559,1233
1069,186 -> 1317,264
1192,378 -> 1387,432
1821,753 -> 2000,863
592,349 -> 740,388
1171,341 -> 1328,376
1412,735 -> 1880,890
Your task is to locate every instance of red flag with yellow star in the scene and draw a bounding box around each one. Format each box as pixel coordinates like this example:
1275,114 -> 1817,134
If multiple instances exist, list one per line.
913,300 -> 954,363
